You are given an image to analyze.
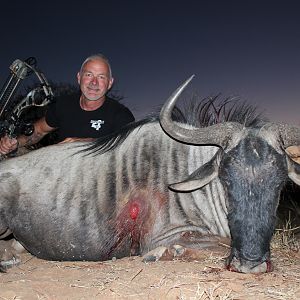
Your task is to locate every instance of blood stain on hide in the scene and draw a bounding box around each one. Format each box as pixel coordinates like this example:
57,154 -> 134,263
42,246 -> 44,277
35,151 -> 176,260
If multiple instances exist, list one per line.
130,202 -> 140,220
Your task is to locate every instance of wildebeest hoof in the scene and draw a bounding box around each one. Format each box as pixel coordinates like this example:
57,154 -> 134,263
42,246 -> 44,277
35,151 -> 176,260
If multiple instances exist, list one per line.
0,239 -> 23,272
0,256 -> 21,272
142,245 -> 187,262
142,246 -> 168,262
170,244 -> 185,256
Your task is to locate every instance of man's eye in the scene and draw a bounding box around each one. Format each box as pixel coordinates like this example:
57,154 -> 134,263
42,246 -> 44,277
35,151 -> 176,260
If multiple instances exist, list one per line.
98,75 -> 106,80
84,73 -> 92,77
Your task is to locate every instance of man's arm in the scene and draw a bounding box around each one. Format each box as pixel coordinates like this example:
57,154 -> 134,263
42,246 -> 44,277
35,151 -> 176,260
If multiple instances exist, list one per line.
0,117 -> 56,155
18,117 -> 55,147
59,137 -> 95,144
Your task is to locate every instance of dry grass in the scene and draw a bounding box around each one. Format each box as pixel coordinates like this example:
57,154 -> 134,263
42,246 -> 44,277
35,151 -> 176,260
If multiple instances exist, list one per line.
272,215 -> 300,252
1,218 -> 300,299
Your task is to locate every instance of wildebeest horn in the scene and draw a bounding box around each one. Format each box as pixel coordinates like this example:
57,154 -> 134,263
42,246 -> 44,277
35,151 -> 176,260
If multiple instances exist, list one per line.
159,76 -> 243,148
260,123 -> 300,148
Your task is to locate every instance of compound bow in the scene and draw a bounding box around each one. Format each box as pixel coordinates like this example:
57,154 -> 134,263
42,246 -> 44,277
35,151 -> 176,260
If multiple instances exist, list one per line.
0,57 -> 54,138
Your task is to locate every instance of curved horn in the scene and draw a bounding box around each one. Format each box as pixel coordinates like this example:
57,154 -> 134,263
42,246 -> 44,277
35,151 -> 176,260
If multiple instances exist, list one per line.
159,76 -> 243,148
261,123 -> 300,148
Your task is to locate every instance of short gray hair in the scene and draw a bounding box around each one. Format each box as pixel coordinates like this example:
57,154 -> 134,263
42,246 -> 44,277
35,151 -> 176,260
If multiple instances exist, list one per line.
79,53 -> 112,78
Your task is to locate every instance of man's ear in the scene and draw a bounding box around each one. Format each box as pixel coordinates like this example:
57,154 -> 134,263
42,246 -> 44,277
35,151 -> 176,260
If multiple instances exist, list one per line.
108,77 -> 114,90
77,72 -> 81,85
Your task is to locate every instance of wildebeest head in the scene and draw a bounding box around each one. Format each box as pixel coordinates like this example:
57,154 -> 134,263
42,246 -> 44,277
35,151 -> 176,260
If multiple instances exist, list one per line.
160,76 -> 300,273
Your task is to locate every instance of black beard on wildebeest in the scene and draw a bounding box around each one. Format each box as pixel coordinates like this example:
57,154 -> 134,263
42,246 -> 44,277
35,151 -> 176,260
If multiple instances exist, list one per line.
0,76 -> 300,274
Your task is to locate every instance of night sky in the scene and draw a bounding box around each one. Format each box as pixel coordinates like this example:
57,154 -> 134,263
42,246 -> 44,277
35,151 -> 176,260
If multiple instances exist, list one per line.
1,1 -> 300,124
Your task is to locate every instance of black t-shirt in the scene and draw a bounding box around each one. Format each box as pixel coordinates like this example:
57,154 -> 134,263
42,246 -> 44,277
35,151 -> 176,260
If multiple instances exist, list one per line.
45,94 -> 135,142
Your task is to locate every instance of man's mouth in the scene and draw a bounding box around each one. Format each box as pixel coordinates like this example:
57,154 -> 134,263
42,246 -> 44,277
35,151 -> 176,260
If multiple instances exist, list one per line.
88,87 -> 99,91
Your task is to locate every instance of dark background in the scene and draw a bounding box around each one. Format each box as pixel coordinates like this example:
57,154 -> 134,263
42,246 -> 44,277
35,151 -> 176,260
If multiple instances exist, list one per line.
1,0 -> 299,124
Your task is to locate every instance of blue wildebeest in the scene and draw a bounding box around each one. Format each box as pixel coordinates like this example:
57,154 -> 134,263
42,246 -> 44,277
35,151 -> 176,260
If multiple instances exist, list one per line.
0,77 -> 300,273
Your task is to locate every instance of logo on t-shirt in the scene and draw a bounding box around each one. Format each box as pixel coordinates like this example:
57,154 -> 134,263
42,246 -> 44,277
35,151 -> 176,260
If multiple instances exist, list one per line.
90,120 -> 105,131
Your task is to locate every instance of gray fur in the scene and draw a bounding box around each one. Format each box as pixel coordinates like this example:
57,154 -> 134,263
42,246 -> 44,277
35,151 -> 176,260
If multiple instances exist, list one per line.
0,123 -> 227,261
0,119 -> 299,273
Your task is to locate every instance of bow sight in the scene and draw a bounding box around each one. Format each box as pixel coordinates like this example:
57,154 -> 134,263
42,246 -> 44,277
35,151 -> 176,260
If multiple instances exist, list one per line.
0,57 -> 53,138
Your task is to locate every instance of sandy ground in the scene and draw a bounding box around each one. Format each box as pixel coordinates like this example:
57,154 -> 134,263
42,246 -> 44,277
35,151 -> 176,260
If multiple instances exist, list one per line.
0,240 -> 300,300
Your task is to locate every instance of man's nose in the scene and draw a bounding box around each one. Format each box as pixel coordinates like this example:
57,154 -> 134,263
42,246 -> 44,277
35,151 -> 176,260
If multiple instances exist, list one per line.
90,76 -> 98,85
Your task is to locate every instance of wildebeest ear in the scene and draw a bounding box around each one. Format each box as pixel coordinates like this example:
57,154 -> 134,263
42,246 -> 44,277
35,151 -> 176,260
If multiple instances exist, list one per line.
169,152 -> 221,192
286,155 -> 300,186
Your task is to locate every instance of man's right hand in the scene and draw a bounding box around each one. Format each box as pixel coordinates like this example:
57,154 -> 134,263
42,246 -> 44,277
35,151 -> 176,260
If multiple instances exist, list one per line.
0,136 -> 18,155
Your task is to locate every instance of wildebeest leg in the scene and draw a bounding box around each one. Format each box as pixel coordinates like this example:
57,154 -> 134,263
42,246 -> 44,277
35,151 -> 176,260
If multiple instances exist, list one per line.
143,232 -> 230,262
0,238 -> 25,272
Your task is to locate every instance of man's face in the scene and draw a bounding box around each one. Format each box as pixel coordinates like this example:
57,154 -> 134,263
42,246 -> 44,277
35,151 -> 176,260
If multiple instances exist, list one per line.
77,59 -> 114,101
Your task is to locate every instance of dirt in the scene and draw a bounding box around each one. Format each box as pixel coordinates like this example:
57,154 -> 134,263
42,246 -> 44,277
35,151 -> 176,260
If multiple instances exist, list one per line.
0,241 -> 300,300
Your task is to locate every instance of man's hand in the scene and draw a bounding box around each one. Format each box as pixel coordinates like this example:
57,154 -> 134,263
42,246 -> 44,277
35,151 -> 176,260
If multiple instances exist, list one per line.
0,136 -> 18,155
286,146 -> 300,158
286,145 -> 300,164
59,137 -> 95,144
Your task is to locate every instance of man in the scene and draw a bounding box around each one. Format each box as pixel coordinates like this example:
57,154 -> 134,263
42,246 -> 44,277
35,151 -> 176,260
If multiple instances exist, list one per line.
0,54 -> 135,154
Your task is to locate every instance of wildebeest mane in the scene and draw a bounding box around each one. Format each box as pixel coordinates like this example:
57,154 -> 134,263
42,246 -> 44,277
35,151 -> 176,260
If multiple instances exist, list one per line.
84,96 -> 266,155
81,117 -> 158,156
171,95 -> 266,127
